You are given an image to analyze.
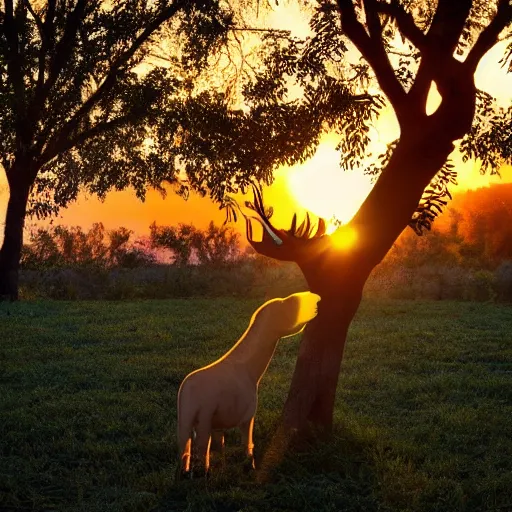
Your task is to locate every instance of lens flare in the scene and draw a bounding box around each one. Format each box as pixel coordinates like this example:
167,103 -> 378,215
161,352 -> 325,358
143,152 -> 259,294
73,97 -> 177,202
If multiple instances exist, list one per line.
329,225 -> 358,250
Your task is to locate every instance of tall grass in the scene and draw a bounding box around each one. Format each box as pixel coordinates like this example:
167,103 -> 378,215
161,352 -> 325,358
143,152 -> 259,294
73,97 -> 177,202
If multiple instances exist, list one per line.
1,298 -> 511,511
18,260 -> 512,302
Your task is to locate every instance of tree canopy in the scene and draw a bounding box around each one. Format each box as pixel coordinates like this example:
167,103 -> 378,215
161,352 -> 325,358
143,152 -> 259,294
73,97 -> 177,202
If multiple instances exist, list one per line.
0,0 -> 236,216
224,1 -> 512,232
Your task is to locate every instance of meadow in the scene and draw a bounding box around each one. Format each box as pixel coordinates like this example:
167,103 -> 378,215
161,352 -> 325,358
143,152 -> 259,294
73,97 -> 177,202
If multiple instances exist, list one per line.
1,298 -> 511,512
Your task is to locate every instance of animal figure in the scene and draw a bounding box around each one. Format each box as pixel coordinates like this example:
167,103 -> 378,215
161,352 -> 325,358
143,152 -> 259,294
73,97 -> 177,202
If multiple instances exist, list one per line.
176,291 -> 321,478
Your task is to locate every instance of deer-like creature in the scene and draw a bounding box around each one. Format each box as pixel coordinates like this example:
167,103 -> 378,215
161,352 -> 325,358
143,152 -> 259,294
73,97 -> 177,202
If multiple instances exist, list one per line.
176,291 -> 321,478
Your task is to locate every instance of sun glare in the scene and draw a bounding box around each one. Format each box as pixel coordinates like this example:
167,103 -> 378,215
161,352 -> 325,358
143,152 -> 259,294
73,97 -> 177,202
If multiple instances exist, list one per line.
287,142 -> 374,229
330,224 -> 358,250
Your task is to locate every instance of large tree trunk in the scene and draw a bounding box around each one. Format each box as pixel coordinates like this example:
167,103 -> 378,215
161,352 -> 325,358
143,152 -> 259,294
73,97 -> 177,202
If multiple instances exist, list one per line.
283,125 -> 459,433
283,271 -> 365,431
0,168 -> 32,301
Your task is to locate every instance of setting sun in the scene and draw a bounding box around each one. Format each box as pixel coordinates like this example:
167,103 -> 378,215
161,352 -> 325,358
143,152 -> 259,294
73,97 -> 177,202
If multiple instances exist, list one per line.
287,138 -> 374,230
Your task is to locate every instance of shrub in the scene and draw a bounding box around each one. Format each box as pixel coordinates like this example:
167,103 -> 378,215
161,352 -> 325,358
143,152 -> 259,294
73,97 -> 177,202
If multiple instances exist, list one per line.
464,270 -> 496,302
494,261 -> 512,302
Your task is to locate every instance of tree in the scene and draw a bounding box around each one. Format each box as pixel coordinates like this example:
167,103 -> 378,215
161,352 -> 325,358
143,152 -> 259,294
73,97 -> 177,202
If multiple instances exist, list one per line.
190,221 -> 241,265
107,227 -> 155,268
21,222 -> 154,269
150,222 -> 197,266
453,184 -> 512,267
0,0 -> 234,299
219,0 -> 512,434
149,221 -> 240,265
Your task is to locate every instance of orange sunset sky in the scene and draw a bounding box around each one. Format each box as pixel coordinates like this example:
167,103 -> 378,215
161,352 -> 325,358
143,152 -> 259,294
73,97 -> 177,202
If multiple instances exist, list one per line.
1,3 -> 512,244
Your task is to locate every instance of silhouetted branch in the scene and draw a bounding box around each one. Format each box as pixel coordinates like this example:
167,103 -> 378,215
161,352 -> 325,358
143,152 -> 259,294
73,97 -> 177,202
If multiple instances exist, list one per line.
230,26 -> 291,35
409,159 -> 457,235
374,0 -> 427,52
426,0 -> 473,57
465,0 -> 512,73
336,0 -> 406,114
363,0 -> 383,41
41,116 -> 136,165
41,0 -> 187,163
31,0 -> 87,118
3,0 -> 27,143
407,0 -> 473,122
23,0 -> 48,96
35,0 -> 56,93
23,0 -> 44,36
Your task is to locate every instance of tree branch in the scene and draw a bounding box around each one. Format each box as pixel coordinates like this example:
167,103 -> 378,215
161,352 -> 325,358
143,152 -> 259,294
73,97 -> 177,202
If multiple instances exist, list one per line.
40,115 -> 136,164
30,0 -> 86,122
426,0 -> 473,57
3,0 -> 28,149
23,0 -> 43,36
34,0 -> 56,94
465,0 -> 512,73
230,26 -> 291,35
374,0 -> 427,52
40,0 -> 187,164
406,0 -> 473,119
362,0 -> 383,41
336,0 -> 406,114
406,57 -> 433,117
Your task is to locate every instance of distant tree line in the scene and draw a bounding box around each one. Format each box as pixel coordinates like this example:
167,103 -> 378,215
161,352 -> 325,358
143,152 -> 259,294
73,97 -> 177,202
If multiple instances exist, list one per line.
16,185 -> 512,302
149,221 -> 241,267
385,184 -> 512,271
20,184 -> 512,272
21,220 -> 244,270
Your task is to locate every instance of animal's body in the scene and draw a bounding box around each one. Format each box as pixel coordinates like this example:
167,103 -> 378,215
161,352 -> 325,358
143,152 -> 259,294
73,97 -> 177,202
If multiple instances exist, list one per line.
176,291 -> 321,476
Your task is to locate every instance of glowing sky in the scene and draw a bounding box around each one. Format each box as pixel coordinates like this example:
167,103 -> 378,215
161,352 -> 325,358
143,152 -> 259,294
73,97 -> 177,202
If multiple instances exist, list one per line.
1,4 -> 511,245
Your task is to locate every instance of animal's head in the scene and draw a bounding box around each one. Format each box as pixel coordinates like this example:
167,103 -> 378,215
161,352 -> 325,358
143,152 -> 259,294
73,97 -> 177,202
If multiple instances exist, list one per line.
257,291 -> 321,339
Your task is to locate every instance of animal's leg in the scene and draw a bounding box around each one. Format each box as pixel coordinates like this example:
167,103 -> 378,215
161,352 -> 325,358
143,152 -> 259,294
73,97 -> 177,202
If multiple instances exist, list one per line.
192,417 -> 212,477
211,430 -> 226,469
176,386 -> 196,479
240,417 -> 255,470
179,436 -> 192,473
211,430 -> 225,453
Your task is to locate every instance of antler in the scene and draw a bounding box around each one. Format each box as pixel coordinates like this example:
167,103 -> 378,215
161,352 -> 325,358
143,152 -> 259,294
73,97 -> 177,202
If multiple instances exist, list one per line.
224,182 -> 328,261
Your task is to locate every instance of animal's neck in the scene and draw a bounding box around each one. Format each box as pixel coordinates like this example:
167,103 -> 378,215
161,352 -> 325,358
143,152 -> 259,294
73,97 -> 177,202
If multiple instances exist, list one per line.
228,322 -> 280,385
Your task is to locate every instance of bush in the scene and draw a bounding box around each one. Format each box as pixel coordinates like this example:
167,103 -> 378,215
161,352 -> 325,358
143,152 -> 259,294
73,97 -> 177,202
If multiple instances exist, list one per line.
18,261 -> 307,301
464,270 -> 496,302
18,261 -> 512,302
17,218 -> 512,302
495,261 -> 512,302
364,265 -> 501,302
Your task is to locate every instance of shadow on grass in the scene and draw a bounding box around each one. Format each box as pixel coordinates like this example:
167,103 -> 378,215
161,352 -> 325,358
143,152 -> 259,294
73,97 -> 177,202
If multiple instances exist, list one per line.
156,416 -> 485,512
155,422 -> 386,512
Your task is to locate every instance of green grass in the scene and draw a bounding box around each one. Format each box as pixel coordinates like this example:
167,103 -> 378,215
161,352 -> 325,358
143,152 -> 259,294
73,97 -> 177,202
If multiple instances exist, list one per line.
1,298 -> 511,512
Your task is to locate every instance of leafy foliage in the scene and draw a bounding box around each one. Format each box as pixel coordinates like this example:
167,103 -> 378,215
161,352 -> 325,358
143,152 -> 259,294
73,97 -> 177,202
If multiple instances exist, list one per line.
409,160 -> 458,235
0,0 -> 233,218
21,223 -> 154,269
150,220 -> 240,266
363,139 -> 399,179
460,91 -> 512,175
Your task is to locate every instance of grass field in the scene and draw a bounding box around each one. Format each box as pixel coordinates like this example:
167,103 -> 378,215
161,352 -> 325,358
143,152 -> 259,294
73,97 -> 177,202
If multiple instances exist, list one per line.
1,298 -> 511,512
